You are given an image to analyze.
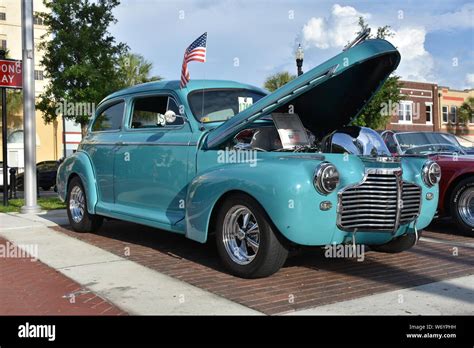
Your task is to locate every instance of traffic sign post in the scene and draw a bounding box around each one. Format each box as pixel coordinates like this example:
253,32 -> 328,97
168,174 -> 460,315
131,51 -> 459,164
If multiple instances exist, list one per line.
0,54 -> 23,206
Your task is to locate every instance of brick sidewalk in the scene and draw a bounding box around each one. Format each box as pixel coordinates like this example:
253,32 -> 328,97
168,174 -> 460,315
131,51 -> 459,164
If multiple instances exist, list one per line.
0,237 -> 126,315
51,220 -> 474,315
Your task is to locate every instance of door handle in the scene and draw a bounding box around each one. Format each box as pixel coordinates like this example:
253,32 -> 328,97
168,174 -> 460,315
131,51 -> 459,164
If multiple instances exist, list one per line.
115,141 -> 123,146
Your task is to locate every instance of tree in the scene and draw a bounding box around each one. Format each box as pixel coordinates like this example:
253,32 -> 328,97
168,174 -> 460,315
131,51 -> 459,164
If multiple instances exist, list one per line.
117,53 -> 162,88
36,0 -> 128,128
263,71 -> 296,92
459,96 -> 474,125
351,17 -> 403,129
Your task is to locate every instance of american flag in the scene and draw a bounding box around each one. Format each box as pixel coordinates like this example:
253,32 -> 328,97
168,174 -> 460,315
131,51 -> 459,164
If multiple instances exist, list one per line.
180,32 -> 207,88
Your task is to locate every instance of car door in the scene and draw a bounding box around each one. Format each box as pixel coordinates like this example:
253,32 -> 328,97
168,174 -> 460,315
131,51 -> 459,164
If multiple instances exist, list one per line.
113,92 -> 193,226
81,100 -> 125,205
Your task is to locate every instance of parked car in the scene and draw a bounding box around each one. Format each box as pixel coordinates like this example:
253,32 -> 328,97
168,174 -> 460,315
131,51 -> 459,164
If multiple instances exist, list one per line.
57,37 -> 440,278
382,130 -> 474,235
16,160 -> 59,191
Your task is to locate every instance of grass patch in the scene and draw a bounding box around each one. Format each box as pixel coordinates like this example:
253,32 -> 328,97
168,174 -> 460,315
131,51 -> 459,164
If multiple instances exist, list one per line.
0,196 -> 66,213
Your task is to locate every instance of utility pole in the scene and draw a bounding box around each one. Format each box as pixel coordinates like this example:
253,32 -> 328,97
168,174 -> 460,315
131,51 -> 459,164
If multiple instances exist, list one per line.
20,0 -> 40,214
0,50 -> 7,206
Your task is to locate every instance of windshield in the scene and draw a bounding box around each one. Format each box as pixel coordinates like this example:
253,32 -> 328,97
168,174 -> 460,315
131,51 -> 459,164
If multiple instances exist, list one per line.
188,89 -> 266,123
396,132 -> 465,154
404,144 -> 464,155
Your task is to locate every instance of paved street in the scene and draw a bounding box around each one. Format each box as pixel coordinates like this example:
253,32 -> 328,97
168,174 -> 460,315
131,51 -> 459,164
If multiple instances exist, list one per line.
0,209 -> 473,315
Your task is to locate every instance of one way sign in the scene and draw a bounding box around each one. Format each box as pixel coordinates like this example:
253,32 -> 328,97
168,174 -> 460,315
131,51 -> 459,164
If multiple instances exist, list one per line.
0,59 -> 22,89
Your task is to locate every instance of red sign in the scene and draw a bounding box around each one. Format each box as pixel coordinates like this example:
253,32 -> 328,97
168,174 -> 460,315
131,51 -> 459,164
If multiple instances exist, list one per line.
0,59 -> 22,89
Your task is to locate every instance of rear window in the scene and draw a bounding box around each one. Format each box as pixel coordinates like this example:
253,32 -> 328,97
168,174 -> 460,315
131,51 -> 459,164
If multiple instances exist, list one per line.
188,89 -> 265,123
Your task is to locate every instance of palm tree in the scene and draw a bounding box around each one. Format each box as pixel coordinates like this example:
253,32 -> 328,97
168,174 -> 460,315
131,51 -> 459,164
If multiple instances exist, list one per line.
263,71 -> 296,92
459,96 -> 474,125
117,53 -> 162,88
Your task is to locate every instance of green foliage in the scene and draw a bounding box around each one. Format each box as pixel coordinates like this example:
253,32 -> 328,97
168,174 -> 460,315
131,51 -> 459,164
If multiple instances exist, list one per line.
263,71 -> 296,92
458,96 -> 474,124
36,0 -> 127,126
351,17 -> 403,129
117,53 -> 162,88
0,197 -> 65,213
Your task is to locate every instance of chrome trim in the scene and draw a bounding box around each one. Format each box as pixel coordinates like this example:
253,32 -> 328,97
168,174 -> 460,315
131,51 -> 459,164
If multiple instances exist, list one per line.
314,162 -> 339,195
81,141 -> 197,147
336,168 -> 420,233
422,160 -> 441,187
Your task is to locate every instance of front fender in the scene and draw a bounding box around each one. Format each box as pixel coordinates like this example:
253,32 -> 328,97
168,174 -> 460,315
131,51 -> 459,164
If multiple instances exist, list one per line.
400,157 -> 439,230
185,158 -> 326,244
56,151 -> 98,214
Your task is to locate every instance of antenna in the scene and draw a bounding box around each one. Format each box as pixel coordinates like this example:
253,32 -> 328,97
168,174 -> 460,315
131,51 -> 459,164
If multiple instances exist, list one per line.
343,28 -> 371,51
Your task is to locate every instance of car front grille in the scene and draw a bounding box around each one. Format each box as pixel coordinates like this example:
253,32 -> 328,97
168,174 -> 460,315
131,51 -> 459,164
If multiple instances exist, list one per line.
400,182 -> 422,224
337,171 -> 421,232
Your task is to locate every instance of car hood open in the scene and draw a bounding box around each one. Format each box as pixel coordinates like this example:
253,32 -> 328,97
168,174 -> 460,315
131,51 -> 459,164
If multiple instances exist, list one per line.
205,38 -> 400,149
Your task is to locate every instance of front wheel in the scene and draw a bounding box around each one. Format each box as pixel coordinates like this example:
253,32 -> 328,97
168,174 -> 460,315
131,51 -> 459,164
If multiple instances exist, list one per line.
66,177 -> 103,233
450,177 -> 474,236
215,193 -> 288,278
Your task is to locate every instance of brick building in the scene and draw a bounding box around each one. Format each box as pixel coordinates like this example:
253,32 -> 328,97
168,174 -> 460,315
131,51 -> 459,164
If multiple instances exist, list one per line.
385,80 -> 439,132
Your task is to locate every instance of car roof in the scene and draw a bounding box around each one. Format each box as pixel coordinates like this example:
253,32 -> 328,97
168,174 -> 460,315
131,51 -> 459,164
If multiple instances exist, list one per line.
101,79 -> 267,104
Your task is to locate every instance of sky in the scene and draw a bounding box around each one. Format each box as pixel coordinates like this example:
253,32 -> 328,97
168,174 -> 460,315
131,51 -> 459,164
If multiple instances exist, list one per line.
111,0 -> 474,90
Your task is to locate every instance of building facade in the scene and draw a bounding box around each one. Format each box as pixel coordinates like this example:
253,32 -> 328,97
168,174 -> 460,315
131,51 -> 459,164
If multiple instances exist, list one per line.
385,80 -> 440,132
0,0 -> 65,169
438,86 -> 474,142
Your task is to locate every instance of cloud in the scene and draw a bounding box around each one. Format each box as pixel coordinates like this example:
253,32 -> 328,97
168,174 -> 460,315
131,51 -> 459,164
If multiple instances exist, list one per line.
424,3 -> 474,31
300,4 -> 435,82
301,4 -> 370,49
466,73 -> 474,88
390,27 -> 434,81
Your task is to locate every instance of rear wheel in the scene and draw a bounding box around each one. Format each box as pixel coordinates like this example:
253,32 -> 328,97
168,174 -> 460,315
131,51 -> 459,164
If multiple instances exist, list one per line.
215,193 -> 288,278
450,177 -> 474,236
66,177 -> 103,232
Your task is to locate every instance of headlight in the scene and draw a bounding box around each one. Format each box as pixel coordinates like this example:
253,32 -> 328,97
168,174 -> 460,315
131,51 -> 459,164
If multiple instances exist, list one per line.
314,162 -> 340,194
422,161 -> 441,187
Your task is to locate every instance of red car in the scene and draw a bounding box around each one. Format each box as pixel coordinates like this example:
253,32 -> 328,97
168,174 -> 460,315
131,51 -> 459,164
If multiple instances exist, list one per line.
382,131 -> 474,236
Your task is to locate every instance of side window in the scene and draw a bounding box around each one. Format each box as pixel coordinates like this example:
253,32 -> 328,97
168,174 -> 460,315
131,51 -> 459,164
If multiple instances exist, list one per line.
130,95 -> 184,129
92,102 -> 125,132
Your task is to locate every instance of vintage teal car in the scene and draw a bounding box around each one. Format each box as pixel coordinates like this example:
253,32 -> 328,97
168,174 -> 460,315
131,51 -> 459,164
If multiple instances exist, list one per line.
57,37 -> 440,278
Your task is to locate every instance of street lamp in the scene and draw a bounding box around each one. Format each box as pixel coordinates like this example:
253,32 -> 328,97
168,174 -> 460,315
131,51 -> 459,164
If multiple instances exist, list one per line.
296,44 -> 304,76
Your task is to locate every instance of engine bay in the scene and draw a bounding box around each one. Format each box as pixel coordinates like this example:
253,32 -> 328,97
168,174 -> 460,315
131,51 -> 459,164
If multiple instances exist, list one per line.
228,113 -> 393,157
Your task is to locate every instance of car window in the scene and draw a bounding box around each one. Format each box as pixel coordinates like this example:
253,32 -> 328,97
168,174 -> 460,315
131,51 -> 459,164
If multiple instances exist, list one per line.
188,88 -> 266,123
92,102 -> 125,132
384,133 -> 398,153
130,95 -> 184,129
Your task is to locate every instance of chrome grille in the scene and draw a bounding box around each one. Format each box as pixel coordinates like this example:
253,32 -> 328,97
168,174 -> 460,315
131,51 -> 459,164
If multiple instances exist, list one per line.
338,173 -> 399,231
400,182 -> 421,224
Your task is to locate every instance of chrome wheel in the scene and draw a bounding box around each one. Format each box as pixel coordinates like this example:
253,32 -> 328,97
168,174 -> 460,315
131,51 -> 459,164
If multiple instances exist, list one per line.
458,188 -> 474,227
222,205 -> 260,265
69,185 -> 85,223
